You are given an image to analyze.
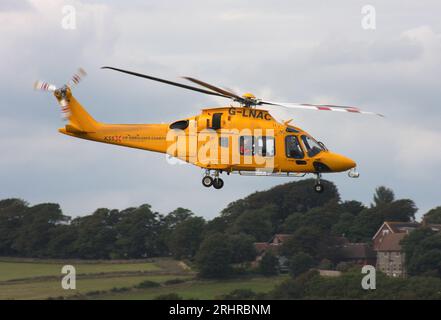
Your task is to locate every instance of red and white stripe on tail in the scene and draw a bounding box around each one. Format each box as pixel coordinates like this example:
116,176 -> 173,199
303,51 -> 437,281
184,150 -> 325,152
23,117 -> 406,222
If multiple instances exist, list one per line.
59,98 -> 71,120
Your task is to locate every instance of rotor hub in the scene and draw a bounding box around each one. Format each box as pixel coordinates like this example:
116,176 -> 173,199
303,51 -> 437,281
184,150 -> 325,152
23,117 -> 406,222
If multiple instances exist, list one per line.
242,92 -> 256,100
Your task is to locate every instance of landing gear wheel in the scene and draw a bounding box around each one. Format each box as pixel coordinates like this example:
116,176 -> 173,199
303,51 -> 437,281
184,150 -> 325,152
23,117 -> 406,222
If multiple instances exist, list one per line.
314,183 -> 324,193
202,176 -> 213,187
213,178 -> 224,189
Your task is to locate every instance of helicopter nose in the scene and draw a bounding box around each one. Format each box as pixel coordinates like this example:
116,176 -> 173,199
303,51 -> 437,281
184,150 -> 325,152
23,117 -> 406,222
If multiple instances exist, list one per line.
319,152 -> 356,172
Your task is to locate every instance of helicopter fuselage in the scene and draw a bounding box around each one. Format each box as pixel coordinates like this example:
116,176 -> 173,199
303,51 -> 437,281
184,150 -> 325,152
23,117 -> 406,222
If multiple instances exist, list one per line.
59,96 -> 356,176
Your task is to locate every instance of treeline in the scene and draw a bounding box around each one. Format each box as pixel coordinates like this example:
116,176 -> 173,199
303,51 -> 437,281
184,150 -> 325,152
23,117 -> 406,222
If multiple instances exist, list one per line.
218,269 -> 441,300
1,179 -> 441,279
0,200 -> 197,259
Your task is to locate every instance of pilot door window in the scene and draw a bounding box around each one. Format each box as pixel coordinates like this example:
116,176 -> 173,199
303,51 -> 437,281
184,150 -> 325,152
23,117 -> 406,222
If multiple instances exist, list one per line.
301,135 -> 323,157
285,135 -> 304,159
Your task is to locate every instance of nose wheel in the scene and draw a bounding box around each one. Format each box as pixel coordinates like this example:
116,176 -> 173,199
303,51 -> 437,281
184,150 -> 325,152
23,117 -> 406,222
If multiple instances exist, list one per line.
314,173 -> 324,193
202,170 -> 224,189
314,183 -> 324,193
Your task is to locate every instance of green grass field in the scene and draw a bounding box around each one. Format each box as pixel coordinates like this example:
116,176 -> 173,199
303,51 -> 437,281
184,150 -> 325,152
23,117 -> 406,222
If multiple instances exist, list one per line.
0,261 -> 160,282
97,276 -> 288,300
0,258 -> 284,300
0,274 -> 191,300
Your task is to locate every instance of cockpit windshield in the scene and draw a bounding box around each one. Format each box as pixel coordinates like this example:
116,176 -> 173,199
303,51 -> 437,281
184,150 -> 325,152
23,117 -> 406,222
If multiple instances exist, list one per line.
301,135 -> 323,157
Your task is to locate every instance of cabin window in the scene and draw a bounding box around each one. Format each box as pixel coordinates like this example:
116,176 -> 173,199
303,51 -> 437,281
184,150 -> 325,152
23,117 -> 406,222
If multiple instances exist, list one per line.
219,137 -> 229,148
169,120 -> 189,130
285,136 -> 304,159
256,136 -> 275,157
239,136 -> 254,156
212,113 -> 222,130
301,135 -> 323,157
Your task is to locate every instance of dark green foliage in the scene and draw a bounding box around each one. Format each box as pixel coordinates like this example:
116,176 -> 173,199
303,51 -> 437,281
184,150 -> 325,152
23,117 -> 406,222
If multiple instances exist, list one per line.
339,200 -> 366,215
336,199 -> 417,242
269,269 -> 441,300
154,293 -> 183,300
135,280 -> 161,289
220,289 -> 257,300
373,186 -> 395,207
110,287 -> 131,293
204,216 -> 229,235
163,278 -> 187,285
288,252 -> 314,277
282,202 -> 341,233
258,252 -> 279,276
0,199 -> 29,256
336,261 -> 352,272
229,234 -> 257,264
401,228 -> 441,277
424,206 -> 441,224
71,208 -> 119,259
195,233 -> 233,278
0,199 -> 199,259
162,207 -> 194,229
281,226 -> 341,263
168,217 -> 205,259
46,224 -> 78,258
221,179 -> 340,223
112,205 -> 164,259
10,202 -> 69,257
230,206 -> 275,242
318,258 -> 333,270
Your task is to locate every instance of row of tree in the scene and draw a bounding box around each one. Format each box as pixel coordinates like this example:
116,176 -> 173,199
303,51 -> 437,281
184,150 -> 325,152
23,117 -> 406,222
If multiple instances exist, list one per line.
0,199 -> 196,259
1,179 -> 441,279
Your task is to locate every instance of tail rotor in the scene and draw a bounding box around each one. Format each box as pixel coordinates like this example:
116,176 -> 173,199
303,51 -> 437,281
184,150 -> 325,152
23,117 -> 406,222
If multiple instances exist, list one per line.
33,81 -> 57,92
67,68 -> 87,88
34,68 -> 87,120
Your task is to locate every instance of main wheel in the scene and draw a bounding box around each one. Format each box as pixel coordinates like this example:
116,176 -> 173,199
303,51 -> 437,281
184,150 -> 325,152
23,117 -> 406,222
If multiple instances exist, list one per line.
213,178 -> 224,189
314,183 -> 324,193
202,176 -> 213,187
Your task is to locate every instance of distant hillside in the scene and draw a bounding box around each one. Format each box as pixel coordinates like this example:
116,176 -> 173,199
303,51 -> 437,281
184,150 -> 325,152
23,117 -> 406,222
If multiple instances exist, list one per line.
221,178 -> 339,219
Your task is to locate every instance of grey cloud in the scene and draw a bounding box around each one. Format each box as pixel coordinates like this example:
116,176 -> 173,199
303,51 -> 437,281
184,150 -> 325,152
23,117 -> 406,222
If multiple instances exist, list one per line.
1,0 -> 441,219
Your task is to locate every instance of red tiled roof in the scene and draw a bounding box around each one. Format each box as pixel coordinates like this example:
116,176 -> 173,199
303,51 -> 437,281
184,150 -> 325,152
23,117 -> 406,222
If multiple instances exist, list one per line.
376,233 -> 407,251
254,242 -> 270,253
271,234 -> 293,243
386,221 -> 420,233
373,221 -> 420,240
341,243 -> 376,259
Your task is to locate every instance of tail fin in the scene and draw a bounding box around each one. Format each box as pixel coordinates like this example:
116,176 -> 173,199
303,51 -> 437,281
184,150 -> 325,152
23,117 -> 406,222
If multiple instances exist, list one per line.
56,87 -> 100,133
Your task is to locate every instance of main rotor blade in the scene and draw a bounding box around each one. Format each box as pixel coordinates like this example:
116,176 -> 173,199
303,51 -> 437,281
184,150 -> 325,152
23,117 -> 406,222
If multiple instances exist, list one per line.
182,76 -> 244,101
101,66 -> 230,99
261,100 -> 384,117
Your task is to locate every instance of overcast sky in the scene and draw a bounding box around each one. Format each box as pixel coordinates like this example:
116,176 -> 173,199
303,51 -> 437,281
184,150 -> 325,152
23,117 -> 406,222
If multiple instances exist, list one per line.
1,0 -> 440,220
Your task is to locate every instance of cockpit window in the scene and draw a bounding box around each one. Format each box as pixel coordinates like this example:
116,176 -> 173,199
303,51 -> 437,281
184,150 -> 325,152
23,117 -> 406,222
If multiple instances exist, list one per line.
286,126 -> 299,133
285,136 -> 304,159
169,120 -> 189,130
301,135 -> 323,157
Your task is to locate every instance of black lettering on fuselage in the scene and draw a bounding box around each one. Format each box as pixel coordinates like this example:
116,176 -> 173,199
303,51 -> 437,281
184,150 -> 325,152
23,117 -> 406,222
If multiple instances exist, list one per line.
227,107 -> 271,120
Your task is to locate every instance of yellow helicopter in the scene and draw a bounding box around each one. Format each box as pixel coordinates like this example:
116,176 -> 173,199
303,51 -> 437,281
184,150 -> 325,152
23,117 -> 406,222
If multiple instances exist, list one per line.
34,67 -> 382,192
